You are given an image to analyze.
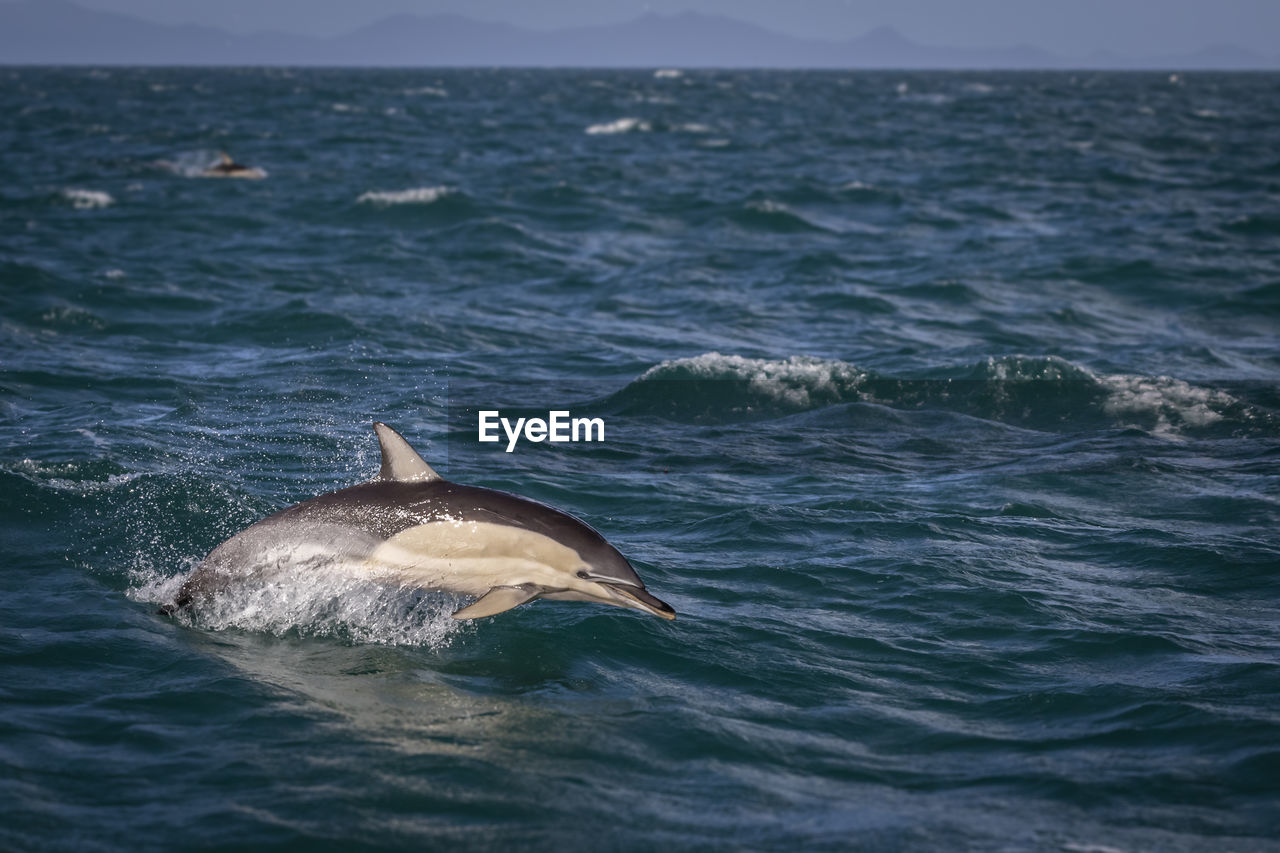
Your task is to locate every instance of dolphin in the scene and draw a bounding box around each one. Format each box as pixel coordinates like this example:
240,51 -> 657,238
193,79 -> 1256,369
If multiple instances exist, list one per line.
166,422 -> 675,622
201,152 -> 267,179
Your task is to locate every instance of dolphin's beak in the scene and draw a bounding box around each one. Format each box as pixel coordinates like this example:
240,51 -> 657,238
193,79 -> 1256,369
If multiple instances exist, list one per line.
605,583 -> 676,620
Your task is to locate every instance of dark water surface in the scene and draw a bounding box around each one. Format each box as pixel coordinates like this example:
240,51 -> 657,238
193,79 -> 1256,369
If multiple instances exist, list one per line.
2,68 -> 1279,850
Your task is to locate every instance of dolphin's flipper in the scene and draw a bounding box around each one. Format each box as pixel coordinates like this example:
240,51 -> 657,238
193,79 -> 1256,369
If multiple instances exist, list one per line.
451,584 -> 542,620
373,422 -> 442,483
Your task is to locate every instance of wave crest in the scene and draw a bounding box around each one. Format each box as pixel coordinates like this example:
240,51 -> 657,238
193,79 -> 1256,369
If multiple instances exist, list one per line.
585,117 -> 651,135
356,186 -> 454,206
62,188 -> 113,209
614,353 -> 1267,435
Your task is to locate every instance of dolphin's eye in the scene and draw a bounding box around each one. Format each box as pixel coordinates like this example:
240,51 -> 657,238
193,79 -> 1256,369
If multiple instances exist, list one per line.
576,570 -> 590,579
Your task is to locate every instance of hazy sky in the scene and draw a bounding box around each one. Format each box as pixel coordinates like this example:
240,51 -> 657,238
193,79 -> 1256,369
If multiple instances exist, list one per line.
69,0 -> 1280,57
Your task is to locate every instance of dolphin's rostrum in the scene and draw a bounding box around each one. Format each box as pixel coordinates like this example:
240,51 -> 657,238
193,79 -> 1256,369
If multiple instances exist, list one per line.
167,422 -> 675,622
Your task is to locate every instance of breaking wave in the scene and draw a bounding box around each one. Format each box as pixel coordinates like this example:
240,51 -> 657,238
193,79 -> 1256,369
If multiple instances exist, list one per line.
585,117 -> 652,135
61,188 -> 113,209
356,186 -> 454,206
609,352 -> 1270,436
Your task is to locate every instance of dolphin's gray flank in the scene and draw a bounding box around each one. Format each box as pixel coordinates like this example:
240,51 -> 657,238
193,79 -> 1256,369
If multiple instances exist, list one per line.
167,422 -> 675,621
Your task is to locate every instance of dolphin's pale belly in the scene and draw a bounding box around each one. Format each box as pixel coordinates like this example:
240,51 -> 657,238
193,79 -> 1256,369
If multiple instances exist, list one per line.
364,520 -> 591,598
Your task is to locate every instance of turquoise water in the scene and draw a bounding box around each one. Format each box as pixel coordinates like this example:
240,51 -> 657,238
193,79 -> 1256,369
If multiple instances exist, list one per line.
2,67 -> 1279,850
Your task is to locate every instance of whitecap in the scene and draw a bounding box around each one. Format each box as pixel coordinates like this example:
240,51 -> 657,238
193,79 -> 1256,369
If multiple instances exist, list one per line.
1098,373 -> 1235,437
900,92 -> 953,106
654,68 -> 683,79
641,353 -> 867,409
356,186 -> 454,206
403,86 -> 448,97
981,356 -> 1244,438
585,117 -> 651,135
62,188 -> 113,209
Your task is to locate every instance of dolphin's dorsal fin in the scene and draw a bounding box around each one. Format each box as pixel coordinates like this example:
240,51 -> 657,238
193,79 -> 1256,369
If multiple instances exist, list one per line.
373,422 -> 442,483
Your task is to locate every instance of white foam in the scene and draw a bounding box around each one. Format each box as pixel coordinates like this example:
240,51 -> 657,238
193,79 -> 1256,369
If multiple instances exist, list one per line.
8,458 -> 138,494
357,186 -> 454,206
1098,373 -> 1234,436
128,560 -> 463,649
675,122 -> 712,134
900,92 -> 953,106
642,352 -> 866,409
985,356 -> 1242,438
585,117 -> 651,135
746,199 -> 789,215
404,86 -> 448,97
654,69 -> 683,79
62,188 -> 113,209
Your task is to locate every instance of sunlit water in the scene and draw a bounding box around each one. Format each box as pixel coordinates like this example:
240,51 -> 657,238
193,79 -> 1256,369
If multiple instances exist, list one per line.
2,68 -> 1278,850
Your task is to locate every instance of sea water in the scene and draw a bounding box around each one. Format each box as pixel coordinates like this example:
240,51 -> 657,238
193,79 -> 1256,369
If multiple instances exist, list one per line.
1,68 -> 1278,850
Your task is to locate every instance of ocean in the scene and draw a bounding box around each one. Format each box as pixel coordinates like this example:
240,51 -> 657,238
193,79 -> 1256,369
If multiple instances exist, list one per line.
1,67 -> 1278,850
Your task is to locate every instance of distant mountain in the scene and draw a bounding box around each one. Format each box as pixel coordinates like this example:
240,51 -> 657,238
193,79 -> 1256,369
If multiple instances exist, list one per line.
1,0 -> 1276,69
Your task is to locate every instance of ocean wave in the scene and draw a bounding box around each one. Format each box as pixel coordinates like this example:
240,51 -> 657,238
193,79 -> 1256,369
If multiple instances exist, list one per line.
735,200 -> 830,233
654,69 -> 683,79
356,186 -> 454,206
611,353 -> 1267,436
585,117 -> 652,135
894,82 -> 953,105
62,188 -> 113,209
605,353 -> 868,421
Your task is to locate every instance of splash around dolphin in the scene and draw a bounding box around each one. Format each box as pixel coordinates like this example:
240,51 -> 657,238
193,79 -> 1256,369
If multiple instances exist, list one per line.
165,423 -> 674,622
